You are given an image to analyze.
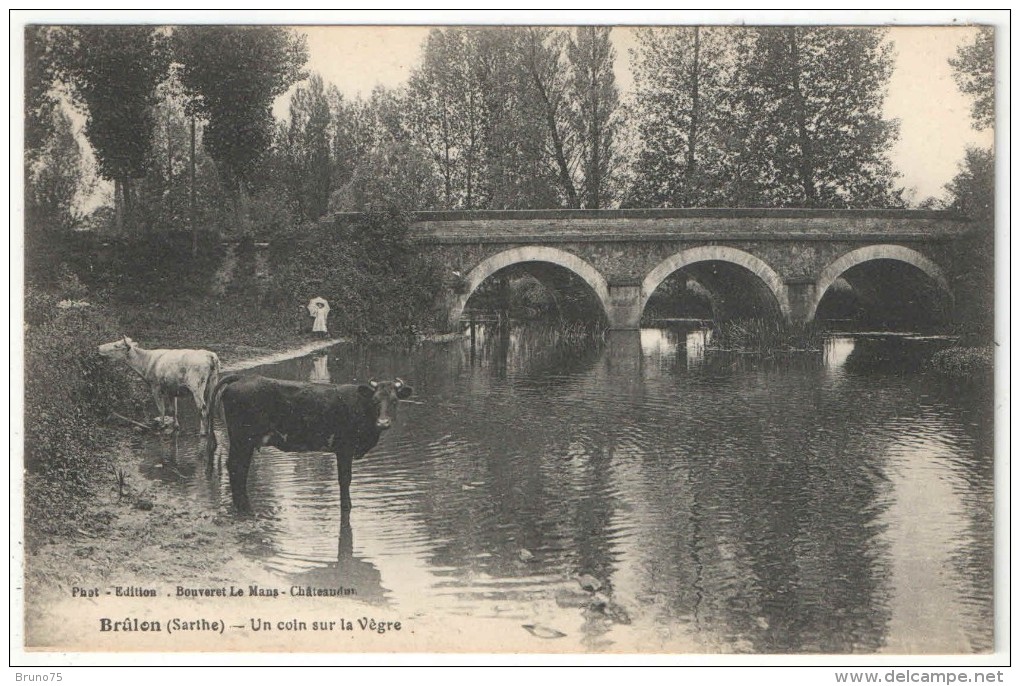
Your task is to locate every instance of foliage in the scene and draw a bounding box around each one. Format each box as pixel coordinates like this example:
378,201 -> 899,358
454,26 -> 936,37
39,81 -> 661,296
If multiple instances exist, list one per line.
736,27 -> 902,208
25,105 -> 91,234
626,27 -> 738,207
23,286 -> 147,536
26,230 -> 226,304
284,74 -> 333,221
710,318 -> 823,353
331,141 -> 442,212
173,26 -> 308,195
59,26 -> 170,182
626,26 -> 903,208
404,26 -> 622,210
519,27 -> 579,208
943,146 -> 994,339
58,25 -> 170,230
24,26 -> 62,153
268,211 -> 444,336
927,346 -> 994,380
566,27 -> 621,208
949,27 -> 995,131
946,146 -> 994,224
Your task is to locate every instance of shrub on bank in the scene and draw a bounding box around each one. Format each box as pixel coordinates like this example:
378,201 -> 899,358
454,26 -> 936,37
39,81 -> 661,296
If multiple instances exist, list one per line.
23,287 -> 146,538
27,229 -> 227,305
927,346 -> 994,380
269,211 -> 445,337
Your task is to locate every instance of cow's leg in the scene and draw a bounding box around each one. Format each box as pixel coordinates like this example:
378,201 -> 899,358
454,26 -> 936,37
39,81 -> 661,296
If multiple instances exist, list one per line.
227,439 -> 255,513
171,396 -> 180,431
151,387 -> 166,424
192,383 -> 209,435
336,448 -> 355,512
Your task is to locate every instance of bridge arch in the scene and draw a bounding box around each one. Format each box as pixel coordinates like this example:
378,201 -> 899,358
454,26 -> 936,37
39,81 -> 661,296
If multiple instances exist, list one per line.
808,244 -> 952,322
641,246 -> 791,321
449,246 -> 611,327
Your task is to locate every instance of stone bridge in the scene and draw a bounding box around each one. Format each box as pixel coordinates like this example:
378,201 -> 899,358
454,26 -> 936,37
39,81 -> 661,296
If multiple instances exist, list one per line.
406,209 -> 974,331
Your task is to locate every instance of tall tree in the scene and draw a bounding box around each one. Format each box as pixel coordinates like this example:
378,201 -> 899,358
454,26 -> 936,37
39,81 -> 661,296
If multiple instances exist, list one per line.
174,26 -> 307,227
25,105 -> 91,234
406,27 -> 559,210
949,27 -> 994,131
326,86 -> 375,193
566,27 -> 620,208
407,28 -> 471,209
25,26 -> 62,155
626,27 -> 736,207
60,25 -> 170,232
333,140 -> 441,213
945,30 -> 995,337
737,27 -> 902,208
945,146 -> 994,224
520,27 -> 579,207
285,73 -> 332,221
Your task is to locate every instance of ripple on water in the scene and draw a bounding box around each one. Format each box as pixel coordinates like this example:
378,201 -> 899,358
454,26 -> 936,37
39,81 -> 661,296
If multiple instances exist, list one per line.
129,325 -> 993,653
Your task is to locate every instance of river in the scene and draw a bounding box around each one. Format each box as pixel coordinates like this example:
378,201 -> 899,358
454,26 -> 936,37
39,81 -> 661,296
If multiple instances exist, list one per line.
132,323 -> 994,654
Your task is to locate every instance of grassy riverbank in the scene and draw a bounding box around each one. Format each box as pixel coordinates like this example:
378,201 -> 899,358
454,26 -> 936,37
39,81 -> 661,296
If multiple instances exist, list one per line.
22,211 -> 444,547
19,300 -> 376,652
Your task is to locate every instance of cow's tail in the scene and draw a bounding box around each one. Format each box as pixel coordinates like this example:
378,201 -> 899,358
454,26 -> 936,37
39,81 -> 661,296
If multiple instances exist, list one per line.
208,373 -> 243,437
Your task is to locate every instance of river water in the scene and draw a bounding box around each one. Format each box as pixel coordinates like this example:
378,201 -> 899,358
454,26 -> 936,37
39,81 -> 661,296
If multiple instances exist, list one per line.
135,324 -> 994,654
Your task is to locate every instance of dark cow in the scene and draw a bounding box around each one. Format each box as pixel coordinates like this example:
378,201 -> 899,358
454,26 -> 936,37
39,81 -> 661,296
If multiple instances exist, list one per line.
209,374 -> 413,513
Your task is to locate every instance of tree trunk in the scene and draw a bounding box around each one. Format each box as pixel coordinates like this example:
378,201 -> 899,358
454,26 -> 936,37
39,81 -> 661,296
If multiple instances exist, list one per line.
587,52 -> 601,209
237,179 -> 252,234
114,178 -> 124,235
190,114 -> 197,256
166,101 -> 174,222
687,27 -> 700,183
525,54 -> 579,208
441,104 -> 453,208
789,28 -> 817,206
123,177 -> 134,233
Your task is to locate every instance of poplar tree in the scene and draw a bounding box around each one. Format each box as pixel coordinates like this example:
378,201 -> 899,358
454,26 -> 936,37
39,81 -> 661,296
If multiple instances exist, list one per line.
627,26 -> 734,207
286,73 -> 332,221
736,26 -> 902,208
60,25 -> 170,231
173,26 -> 307,226
566,26 -> 621,208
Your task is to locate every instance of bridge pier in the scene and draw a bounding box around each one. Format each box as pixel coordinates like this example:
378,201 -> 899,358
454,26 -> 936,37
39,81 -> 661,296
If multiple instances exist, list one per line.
784,279 -> 817,325
606,280 -> 643,330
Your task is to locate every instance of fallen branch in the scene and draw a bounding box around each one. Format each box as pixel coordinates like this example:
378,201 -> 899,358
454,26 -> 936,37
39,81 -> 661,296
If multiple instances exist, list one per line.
111,412 -> 151,431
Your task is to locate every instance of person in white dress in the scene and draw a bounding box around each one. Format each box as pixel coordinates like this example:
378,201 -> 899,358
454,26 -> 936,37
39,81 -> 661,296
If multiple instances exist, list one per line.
307,297 -> 330,335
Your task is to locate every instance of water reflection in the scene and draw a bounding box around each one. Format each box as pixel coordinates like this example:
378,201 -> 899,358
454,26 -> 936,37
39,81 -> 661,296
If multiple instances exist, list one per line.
133,323 -> 994,653
284,512 -> 389,606
309,353 -> 331,383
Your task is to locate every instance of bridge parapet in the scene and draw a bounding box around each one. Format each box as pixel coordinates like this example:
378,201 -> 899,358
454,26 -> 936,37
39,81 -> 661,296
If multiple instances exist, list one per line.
406,208 -> 972,243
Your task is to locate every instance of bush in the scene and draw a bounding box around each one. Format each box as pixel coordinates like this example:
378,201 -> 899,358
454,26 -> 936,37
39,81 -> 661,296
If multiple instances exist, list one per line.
23,287 -> 146,536
269,211 -> 444,337
27,230 -> 227,305
927,346 -> 994,379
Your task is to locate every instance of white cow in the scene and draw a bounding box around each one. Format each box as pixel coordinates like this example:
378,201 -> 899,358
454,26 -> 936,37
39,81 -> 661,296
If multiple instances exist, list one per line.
98,336 -> 220,435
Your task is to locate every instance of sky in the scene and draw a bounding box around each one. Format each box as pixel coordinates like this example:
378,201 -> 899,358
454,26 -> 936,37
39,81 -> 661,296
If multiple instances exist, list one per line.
276,24 -> 994,202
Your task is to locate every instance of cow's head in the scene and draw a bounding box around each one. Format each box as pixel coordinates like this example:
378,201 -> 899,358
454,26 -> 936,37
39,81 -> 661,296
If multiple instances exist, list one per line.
98,336 -> 136,360
359,378 -> 414,431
